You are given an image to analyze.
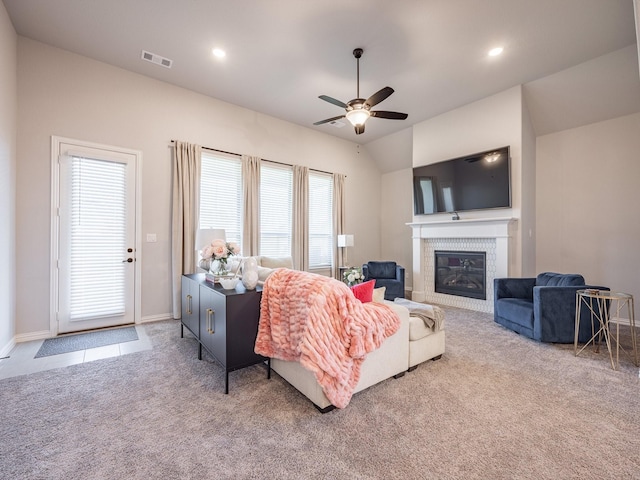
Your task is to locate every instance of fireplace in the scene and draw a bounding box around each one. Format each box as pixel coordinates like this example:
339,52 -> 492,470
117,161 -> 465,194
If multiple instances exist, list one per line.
434,251 -> 486,300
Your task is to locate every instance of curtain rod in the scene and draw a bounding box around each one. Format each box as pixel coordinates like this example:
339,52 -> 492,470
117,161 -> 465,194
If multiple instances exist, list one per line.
170,140 -> 338,177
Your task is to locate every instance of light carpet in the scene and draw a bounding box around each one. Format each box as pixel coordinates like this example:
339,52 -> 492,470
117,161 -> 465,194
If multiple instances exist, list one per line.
1,307 -> 639,479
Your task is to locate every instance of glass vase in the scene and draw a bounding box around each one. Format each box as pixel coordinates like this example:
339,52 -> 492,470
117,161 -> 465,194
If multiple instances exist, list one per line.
210,258 -> 229,277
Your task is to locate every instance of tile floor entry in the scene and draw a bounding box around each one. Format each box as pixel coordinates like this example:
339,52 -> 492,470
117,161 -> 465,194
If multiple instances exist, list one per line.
0,324 -> 152,380
35,326 -> 139,358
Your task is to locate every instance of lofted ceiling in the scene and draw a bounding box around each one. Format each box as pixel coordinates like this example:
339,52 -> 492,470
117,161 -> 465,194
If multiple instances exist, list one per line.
4,0 -> 639,171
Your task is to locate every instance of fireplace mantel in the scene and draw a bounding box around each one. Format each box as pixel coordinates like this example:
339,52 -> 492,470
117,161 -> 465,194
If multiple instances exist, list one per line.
407,217 -> 518,312
408,217 -> 516,239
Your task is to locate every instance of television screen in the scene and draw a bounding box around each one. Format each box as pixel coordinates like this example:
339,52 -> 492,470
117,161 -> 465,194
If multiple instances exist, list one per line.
413,146 -> 511,215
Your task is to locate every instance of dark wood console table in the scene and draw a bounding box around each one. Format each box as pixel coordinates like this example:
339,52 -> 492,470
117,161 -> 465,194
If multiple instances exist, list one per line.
181,274 -> 268,393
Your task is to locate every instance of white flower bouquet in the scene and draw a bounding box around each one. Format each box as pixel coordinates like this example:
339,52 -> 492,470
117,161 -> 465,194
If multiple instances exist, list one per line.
343,267 -> 364,287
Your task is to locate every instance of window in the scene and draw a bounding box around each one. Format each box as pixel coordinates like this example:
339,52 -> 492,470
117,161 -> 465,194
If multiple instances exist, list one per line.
308,172 -> 333,269
260,163 -> 292,257
199,152 -> 243,245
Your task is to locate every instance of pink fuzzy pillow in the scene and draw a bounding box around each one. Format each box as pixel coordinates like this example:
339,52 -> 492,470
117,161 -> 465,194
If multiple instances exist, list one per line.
350,280 -> 376,303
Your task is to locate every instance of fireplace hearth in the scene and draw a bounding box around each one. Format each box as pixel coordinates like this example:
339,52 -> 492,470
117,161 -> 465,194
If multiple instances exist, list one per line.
434,251 -> 486,300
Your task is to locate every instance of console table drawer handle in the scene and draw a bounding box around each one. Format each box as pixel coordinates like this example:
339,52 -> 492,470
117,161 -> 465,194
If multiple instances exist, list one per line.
207,308 -> 215,334
186,294 -> 192,314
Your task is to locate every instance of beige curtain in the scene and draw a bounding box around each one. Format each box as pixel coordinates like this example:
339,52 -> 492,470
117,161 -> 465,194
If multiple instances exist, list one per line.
292,165 -> 309,271
242,155 -> 261,256
332,173 -> 346,278
171,141 -> 202,319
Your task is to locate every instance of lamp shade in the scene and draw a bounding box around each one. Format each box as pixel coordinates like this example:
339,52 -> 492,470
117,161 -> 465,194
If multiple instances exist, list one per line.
195,228 -> 226,250
337,234 -> 354,248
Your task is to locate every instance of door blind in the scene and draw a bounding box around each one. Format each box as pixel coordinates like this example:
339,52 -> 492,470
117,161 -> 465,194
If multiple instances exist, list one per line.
69,156 -> 127,320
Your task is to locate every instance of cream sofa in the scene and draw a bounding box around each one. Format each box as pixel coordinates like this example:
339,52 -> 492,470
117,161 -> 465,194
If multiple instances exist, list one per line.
270,301 -> 445,412
254,256 -> 294,282
224,255 -> 294,282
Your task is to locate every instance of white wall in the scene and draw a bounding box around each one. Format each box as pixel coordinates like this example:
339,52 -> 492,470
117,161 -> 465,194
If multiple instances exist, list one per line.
411,86 -> 528,277
380,168 -> 413,289
15,38 -> 382,337
536,112 -> 640,301
520,92 -> 537,276
0,2 -> 17,354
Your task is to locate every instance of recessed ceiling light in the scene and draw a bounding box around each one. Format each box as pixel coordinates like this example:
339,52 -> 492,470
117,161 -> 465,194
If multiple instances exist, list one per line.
488,47 -> 504,57
212,48 -> 226,59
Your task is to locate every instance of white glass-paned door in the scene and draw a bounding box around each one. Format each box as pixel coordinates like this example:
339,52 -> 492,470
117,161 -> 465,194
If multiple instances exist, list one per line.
70,157 -> 126,318
57,142 -> 136,333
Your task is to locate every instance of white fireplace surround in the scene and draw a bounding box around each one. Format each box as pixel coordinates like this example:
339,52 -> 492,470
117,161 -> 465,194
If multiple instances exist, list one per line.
408,217 -> 517,313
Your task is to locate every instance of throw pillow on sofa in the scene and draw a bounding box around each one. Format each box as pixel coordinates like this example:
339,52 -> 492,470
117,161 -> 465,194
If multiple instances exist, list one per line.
351,280 -> 376,303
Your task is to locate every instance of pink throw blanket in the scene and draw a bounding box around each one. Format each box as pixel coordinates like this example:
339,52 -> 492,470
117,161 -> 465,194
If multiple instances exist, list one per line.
255,269 -> 400,408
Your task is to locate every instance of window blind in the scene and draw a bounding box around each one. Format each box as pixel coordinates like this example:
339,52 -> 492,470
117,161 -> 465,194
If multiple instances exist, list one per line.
260,163 -> 292,257
308,172 -> 333,268
200,152 -> 243,245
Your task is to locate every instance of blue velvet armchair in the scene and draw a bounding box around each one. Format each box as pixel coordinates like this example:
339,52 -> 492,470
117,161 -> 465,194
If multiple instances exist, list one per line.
362,261 -> 405,301
494,272 -> 609,343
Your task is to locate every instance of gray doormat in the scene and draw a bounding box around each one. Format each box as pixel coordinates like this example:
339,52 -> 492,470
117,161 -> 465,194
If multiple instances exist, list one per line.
35,326 -> 138,358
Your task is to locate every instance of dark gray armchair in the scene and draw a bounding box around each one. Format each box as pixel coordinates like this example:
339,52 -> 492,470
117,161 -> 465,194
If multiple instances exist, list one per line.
362,261 -> 405,301
494,272 -> 609,343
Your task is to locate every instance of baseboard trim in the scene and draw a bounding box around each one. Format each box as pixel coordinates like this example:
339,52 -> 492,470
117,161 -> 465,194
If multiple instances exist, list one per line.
0,337 -> 16,358
15,330 -> 52,344
140,313 -> 173,324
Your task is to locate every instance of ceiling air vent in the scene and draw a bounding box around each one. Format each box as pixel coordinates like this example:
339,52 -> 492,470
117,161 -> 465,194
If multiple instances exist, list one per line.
141,50 -> 172,69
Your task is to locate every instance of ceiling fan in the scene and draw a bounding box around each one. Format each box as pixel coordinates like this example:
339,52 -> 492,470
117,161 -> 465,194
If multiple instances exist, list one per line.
313,48 -> 408,135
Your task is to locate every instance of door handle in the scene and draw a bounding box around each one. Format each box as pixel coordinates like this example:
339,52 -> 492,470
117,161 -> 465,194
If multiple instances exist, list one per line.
122,258 -> 134,263
207,308 -> 215,334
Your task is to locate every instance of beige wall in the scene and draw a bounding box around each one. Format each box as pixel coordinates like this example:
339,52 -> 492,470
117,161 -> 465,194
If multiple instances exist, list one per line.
15,37 -> 382,337
0,2 -> 17,354
379,168 -> 413,289
536,112 -> 640,301
520,92 -> 537,277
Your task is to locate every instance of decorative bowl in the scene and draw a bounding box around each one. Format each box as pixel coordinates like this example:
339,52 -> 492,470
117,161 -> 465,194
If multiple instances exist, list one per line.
219,277 -> 239,290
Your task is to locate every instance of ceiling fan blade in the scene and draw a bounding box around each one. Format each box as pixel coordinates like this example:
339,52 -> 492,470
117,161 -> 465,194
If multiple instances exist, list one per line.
355,124 -> 365,135
370,110 -> 408,120
364,87 -> 394,109
313,115 -> 346,126
319,95 -> 348,109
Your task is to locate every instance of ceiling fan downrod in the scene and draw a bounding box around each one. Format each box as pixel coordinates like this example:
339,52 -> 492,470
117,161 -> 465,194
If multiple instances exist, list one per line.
353,48 -> 363,100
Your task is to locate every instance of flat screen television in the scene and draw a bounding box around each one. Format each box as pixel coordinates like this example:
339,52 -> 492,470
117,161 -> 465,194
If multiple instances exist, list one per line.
413,146 -> 511,215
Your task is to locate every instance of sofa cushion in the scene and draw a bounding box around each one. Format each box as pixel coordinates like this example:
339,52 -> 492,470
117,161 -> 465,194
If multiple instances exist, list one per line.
351,280 -> 375,303
409,308 -> 445,341
536,272 -> 585,287
366,261 -> 397,279
372,287 -> 386,303
495,298 -> 535,330
260,256 -> 294,269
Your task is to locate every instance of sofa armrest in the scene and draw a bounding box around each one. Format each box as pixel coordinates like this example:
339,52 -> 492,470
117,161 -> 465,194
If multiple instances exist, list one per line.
494,277 -> 536,301
395,266 -> 405,282
533,285 -> 610,342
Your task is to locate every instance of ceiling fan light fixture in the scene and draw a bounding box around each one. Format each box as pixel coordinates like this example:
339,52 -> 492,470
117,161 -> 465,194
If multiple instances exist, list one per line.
346,108 -> 370,126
